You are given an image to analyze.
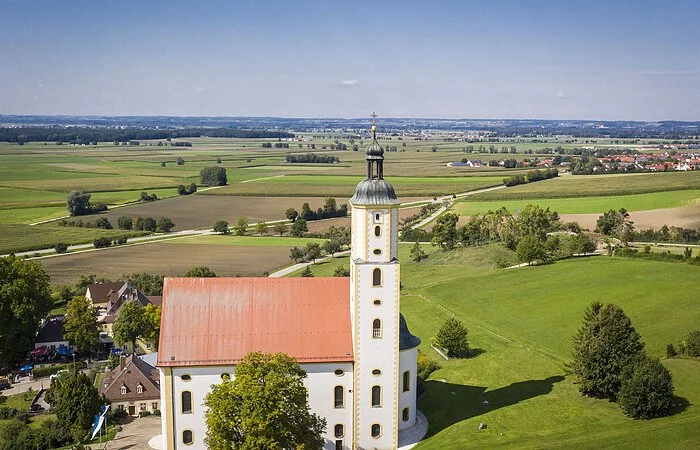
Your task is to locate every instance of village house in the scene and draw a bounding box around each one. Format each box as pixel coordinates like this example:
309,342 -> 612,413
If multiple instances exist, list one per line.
101,354 -> 160,416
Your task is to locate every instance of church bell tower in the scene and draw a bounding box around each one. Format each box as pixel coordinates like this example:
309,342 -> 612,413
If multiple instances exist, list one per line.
349,114 -> 401,449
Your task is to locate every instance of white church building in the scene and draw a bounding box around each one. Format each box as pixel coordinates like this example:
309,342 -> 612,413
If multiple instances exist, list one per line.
157,122 -> 423,449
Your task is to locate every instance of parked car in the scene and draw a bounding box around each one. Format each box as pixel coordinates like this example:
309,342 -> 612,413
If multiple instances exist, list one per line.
0,377 -> 10,390
50,369 -> 68,380
29,404 -> 44,412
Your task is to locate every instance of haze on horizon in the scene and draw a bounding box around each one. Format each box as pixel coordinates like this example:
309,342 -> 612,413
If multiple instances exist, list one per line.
1,0 -> 698,122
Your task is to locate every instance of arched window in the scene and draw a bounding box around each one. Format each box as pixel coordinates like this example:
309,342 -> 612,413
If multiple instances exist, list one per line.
403,407 -> 410,422
182,430 -> 193,445
181,391 -> 192,414
334,424 -> 344,438
374,225 -> 381,237
372,268 -> 381,286
374,212 -> 381,222
371,385 -> 381,407
403,371 -> 410,392
372,319 -> 382,338
120,385 -> 127,395
371,423 -> 381,438
334,386 -> 344,408
136,383 -> 143,394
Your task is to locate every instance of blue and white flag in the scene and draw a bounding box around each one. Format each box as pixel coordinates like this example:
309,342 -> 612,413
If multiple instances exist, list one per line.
90,405 -> 111,440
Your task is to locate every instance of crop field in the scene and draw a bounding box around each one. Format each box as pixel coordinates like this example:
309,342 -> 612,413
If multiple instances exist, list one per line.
451,189 -> 700,216
470,171 -> 700,200
0,224 -> 148,255
37,234 -> 324,284
295,246 -> 700,448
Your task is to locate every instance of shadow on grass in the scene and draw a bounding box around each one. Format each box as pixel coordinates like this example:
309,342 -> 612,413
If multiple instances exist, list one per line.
667,395 -> 691,417
468,348 -> 486,358
419,374 -> 565,437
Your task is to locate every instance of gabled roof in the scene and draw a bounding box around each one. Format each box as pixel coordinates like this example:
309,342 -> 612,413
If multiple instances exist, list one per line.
157,277 -> 353,367
100,354 -> 160,401
36,318 -> 66,344
86,282 -> 128,304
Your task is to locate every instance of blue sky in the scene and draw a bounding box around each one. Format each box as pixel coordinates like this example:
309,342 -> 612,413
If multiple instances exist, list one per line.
1,0 -> 698,120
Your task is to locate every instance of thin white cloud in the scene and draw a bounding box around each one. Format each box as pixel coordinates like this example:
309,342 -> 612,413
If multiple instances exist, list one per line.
196,86 -> 206,92
557,92 -> 566,99
341,79 -> 359,86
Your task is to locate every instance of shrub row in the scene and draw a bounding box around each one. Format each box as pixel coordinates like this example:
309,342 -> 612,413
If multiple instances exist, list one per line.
32,361 -> 87,378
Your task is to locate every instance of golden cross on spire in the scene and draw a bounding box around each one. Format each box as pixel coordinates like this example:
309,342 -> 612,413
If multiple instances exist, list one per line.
370,112 -> 378,139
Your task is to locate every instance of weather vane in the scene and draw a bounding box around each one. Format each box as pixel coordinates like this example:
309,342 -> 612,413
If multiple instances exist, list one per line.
370,112 -> 378,138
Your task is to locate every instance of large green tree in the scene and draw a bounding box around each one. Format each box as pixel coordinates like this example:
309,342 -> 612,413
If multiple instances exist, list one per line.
142,304 -> 161,351
45,369 -> 103,440
66,190 -> 91,216
569,302 -> 645,400
184,266 -> 217,277
204,352 -> 326,449
618,354 -> 675,419
433,318 -> 470,358
516,234 -> 547,265
112,300 -> 146,351
516,204 -> 559,241
200,166 -> 228,186
0,256 -> 52,366
63,296 -> 100,354
123,272 -> 164,295
431,213 -> 459,251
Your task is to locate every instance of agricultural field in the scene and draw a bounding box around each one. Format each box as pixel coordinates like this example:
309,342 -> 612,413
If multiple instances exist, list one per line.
0,224 -> 147,255
37,234 -> 325,285
293,245 -> 700,448
451,189 -> 700,216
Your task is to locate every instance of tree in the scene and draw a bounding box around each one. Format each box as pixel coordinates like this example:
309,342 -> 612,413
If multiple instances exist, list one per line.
93,237 -> 112,248
66,190 -> 91,216
410,242 -> 427,262
0,256 -> 52,366
617,354 -> 674,419
157,217 -> 175,232
63,296 -> 99,354
433,318 -> 470,358
273,222 -> 288,236
290,218 -> 308,237
117,216 -> 133,230
255,221 -> 268,236
213,220 -> 230,235
94,217 -> 112,229
284,208 -> 299,222
135,216 -> 157,232
431,213 -> 459,251
305,242 -> 322,263
333,266 -> 350,277
204,352 -> 326,449
184,266 -> 217,277
596,208 -> 635,242
188,182 -> 197,194
569,302 -> 645,400
112,300 -> 146,351
290,247 -> 306,263
322,239 -> 341,257
516,204 -> 559,241
234,217 -> 248,236
142,304 -> 161,351
300,266 -> 314,277
45,369 -> 102,440
200,166 -> 228,186
516,234 -> 547,265
55,243 -> 69,254
123,272 -> 164,295
177,184 -> 187,195
176,157 -> 185,165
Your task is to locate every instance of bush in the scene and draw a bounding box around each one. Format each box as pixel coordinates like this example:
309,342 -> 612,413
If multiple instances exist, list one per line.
114,236 -> 128,245
417,350 -> 441,380
682,330 -> 700,357
94,217 -> 112,229
117,216 -> 133,230
152,409 -> 161,416
32,361 -> 87,378
93,237 -> 112,248
200,166 -> 228,186
55,243 -> 68,254
433,318 -> 470,358
666,343 -> 677,358
0,406 -> 28,421
138,410 -> 151,417
618,355 -> 675,419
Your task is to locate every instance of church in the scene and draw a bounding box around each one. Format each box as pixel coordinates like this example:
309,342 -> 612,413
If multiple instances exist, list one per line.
157,121 -> 422,449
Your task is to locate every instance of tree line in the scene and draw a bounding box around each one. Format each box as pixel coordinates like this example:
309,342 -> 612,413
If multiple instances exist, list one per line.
285,153 -> 340,164
0,127 -> 294,143
503,168 -> 559,187
284,198 -> 348,223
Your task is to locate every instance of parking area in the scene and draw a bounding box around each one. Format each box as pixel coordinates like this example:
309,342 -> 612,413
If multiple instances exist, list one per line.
109,415 -> 161,450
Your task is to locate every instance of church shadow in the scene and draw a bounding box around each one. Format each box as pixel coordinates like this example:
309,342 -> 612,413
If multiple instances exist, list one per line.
419,375 -> 565,437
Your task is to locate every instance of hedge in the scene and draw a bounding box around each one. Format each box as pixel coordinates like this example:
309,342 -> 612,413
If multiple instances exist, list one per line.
32,361 -> 87,378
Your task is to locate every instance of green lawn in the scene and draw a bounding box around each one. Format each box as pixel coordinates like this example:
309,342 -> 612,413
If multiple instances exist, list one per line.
292,245 -> 700,448
451,189 -> 700,216
0,206 -> 67,224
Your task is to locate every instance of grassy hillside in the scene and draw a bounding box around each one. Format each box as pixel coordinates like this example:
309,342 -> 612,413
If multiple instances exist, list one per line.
293,245 -> 700,448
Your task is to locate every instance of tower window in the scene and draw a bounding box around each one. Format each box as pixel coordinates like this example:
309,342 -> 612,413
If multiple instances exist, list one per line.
373,299 -> 381,306
403,371 -> 410,392
374,225 -> 381,237
372,268 -> 381,286
182,429 -> 193,445
335,440 -> 343,450
334,386 -> 344,408
334,424 -> 344,438
371,424 -> 381,438
371,385 -> 382,407
372,319 -> 382,338
403,407 -> 410,422
373,248 -> 382,255
372,369 -> 382,376
374,212 -> 382,223
181,391 -> 192,414
334,369 -> 344,376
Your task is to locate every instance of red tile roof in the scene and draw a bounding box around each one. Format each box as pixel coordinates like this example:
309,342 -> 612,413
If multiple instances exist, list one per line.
157,277 -> 353,367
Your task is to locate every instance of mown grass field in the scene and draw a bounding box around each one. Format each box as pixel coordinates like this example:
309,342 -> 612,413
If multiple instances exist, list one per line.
292,245 -> 700,448
37,234 -> 326,284
451,189 -> 700,216
0,224 -> 148,255
470,171 -> 700,200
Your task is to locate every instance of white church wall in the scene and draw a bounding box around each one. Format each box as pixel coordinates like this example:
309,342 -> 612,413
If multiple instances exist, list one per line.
163,362 -> 354,450
398,347 -> 418,430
